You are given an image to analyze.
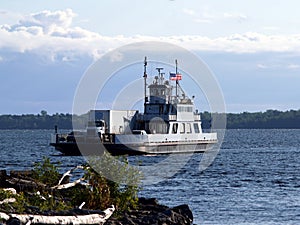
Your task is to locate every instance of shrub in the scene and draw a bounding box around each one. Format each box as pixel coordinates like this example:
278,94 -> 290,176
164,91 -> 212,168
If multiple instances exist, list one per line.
1,155 -> 142,214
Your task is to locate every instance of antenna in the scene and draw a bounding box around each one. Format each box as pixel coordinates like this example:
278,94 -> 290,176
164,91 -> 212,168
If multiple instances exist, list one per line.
156,67 -> 164,76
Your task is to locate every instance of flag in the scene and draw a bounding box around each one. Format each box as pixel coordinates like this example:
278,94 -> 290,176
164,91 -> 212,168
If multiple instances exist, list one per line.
169,72 -> 182,81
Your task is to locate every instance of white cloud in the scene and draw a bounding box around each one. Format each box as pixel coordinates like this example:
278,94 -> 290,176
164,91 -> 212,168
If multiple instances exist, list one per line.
263,26 -> 280,31
223,12 -> 248,22
184,9 -> 248,24
182,8 -> 195,16
257,62 -> 300,70
257,63 -> 268,69
194,18 -> 212,24
182,8 -> 215,24
109,51 -> 124,62
1,9 -> 300,63
17,8 -> 76,34
287,64 -> 300,69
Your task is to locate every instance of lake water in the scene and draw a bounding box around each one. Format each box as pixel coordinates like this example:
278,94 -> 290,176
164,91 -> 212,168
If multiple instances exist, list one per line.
0,129 -> 299,224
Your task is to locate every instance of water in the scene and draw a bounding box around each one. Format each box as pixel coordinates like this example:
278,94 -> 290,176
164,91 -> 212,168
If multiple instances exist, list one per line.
0,129 -> 299,224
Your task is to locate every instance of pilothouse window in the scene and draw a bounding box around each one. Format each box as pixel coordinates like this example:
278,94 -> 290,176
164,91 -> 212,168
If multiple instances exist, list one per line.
149,121 -> 169,134
177,106 -> 193,112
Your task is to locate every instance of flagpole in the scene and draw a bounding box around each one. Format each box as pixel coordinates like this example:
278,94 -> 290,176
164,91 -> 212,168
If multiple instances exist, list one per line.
143,57 -> 147,110
175,59 -> 178,97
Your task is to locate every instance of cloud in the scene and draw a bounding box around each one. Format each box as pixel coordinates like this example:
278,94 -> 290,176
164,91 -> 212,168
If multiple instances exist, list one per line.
223,12 -> 248,22
1,9 -> 300,63
257,63 -> 268,69
182,8 -> 215,24
287,64 -> 300,69
13,8 -> 76,34
257,62 -> 300,70
263,26 -> 280,31
194,18 -> 212,24
182,8 -> 195,16
109,51 -> 124,62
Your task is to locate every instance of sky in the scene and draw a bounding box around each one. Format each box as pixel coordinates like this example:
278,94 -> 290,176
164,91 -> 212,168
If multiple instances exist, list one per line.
0,0 -> 300,114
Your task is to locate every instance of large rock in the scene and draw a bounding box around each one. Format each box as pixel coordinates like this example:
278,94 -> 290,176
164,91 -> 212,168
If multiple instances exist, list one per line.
105,198 -> 193,225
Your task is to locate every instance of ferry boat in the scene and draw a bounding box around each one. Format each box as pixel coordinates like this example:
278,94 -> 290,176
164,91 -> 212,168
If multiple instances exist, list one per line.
50,58 -> 217,156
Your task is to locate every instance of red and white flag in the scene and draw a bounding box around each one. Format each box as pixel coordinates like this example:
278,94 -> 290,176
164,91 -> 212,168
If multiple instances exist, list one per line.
169,73 -> 182,81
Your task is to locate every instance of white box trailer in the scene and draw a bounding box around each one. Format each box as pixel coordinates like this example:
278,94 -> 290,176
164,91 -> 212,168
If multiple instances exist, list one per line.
89,110 -> 138,134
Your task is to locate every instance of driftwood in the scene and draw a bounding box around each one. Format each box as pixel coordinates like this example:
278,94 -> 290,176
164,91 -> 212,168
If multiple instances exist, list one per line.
2,188 -> 17,195
0,188 -> 17,205
57,166 -> 85,186
51,166 -> 89,190
51,178 -> 85,190
0,205 -> 115,225
1,166 -> 87,192
0,197 -> 16,205
0,167 -> 116,225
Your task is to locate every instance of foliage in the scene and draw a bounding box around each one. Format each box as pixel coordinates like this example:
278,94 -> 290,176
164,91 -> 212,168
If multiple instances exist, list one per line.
83,153 -> 142,211
31,157 -> 73,211
0,189 -> 26,213
201,109 -> 300,129
1,156 -> 142,215
226,109 -> 300,129
32,157 -> 61,186
0,111 -> 88,129
26,191 -> 71,212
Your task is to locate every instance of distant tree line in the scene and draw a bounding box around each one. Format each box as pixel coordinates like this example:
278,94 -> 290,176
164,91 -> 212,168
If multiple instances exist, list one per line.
201,109 -> 300,129
0,109 -> 300,129
0,110 -> 86,130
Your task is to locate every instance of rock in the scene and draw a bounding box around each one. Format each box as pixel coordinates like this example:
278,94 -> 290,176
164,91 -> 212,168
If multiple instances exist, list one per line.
171,204 -> 193,223
9,170 -> 33,179
6,217 -> 21,225
105,198 -> 193,225
1,169 -> 194,225
0,170 -> 8,188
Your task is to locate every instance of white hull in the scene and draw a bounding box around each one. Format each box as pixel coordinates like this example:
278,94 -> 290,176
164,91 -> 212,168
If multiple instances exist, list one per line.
50,133 -> 217,156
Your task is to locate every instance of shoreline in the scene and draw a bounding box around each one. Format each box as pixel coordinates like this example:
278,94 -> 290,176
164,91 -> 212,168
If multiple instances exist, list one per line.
0,169 -> 194,225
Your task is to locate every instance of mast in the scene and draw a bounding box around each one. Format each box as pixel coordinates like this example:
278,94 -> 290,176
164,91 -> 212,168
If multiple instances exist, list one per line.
143,56 -> 147,104
175,59 -> 178,97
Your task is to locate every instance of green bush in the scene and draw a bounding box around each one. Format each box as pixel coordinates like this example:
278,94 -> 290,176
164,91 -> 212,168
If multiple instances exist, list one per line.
32,157 -> 61,186
83,152 -> 142,211
1,155 -> 142,214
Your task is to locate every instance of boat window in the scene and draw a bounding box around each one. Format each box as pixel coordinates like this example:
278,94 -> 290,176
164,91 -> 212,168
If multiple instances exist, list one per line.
149,121 -> 169,134
177,106 -> 193,112
172,123 -> 178,134
180,123 -> 185,134
194,123 -> 200,133
186,123 -> 192,133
